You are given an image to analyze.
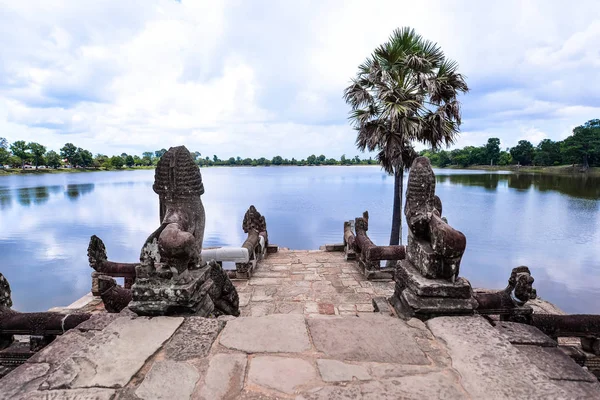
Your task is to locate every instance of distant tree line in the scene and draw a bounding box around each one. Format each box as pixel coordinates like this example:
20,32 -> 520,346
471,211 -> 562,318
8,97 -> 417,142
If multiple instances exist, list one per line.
0,139 -> 378,170
420,119 -> 600,169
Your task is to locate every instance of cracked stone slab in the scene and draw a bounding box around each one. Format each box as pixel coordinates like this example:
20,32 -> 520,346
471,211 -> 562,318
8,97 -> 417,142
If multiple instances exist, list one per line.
515,345 -> 597,382
359,372 -> 468,400
76,314 -> 127,331
0,363 -> 50,400
135,360 -> 199,400
198,353 -> 247,400
316,359 -> 371,382
248,356 -> 317,394
220,314 -> 310,353
20,388 -> 116,400
494,321 -> 557,347
164,317 -> 224,361
43,316 -> 183,389
427,316 -> 573,399
27,330 -> 95,365
307,314 -> 428,364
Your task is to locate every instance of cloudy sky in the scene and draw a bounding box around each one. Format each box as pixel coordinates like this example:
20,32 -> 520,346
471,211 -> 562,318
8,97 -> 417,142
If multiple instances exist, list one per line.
1,0 -> 599,159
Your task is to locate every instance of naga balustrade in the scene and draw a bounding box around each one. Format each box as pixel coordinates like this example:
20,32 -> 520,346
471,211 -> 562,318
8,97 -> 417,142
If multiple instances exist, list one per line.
344,211 -> 406,280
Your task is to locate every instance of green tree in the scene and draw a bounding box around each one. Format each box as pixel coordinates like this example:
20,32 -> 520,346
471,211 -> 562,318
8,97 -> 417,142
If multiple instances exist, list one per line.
213,155 -> 219,163
271,155 -> 283,165
498,151 -> 512,166
45,150 -> 62,169
561,120 -> 600,168
155,149 -> 167,159
78,148 -> 93,168
534,139 -> 561,166
0,148 -> 10,167
125,155 -> 135,167
110,156 -> 124,169
344,27 -> 468,246
307,154 -> 317,165
228,157 -> 236,165
0,137 -> 7,149
510,140 -> 535,166
485,138 -> 501,166
133,155 -> 142,166
60,143 -> 79,167
95,154 -> 109,169
28,142 -> 46,169
10,140 -> 30,169
340,154 -> 347,165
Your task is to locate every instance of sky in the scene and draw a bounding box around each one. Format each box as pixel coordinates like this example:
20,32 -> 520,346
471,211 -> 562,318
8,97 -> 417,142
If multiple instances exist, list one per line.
1,0 -> 600,159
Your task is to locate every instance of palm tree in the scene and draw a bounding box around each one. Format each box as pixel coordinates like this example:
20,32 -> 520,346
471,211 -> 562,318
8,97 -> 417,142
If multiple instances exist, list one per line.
344,27 -> 468,247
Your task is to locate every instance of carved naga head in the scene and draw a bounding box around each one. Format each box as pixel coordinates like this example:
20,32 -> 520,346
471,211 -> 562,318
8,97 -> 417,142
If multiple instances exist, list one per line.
507,266 -> 537,305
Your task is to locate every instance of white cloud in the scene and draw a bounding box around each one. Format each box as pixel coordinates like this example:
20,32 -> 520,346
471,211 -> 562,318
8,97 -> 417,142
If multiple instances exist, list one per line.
1,0 -> 600,158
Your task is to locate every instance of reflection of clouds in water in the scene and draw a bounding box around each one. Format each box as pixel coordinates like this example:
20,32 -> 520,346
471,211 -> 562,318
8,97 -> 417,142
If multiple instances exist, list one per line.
0,168 -> 599,313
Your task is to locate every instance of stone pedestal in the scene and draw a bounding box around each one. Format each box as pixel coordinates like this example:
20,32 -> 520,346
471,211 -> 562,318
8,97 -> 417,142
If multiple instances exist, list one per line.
129,266 -> 215,316
391,260 -> 476,320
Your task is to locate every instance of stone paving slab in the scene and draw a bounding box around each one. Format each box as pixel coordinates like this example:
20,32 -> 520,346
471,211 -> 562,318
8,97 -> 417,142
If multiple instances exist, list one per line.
307,314 -> 429,364
43,316 -> 183,389
233,250 -> 395,318
197,353 -> 247,400
515,345 -> 597,382
220,314 -> 311,353
135,360 -> 199,400
494,321 -> 558,347
427,316 -> 600,399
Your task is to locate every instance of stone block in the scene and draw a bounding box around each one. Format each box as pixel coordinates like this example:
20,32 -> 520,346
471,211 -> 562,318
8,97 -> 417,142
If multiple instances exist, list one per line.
248,356 -> 317,394
198,353 -> 247,400
23,389 -> 116,400
494,321 -> 557,347
372,297 -> 392,315
426,316 -> 576,399
27,330 -> 93,365
307,314 -> 428,364
201,247 -> 250,263
0,363 -> 50,400
135,360 -> 199,400
391,288 -> 476,320
129,266 -> 214,316
165,317 -> 224,361
43,317 -> 183,389
220,314 -> 311,353
395,260 -> 472,299
515,345 -> 597,382
76,314 -> 126,332
316,359 -> 371,382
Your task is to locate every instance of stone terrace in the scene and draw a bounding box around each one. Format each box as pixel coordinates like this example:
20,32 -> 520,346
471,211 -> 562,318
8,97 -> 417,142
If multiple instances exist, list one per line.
1,250 -> 599,399
233,250 -> 395,317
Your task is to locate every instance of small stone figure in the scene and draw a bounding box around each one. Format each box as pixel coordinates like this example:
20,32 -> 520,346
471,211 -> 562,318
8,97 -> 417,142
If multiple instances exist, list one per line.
129,146 -> 215,316
473,266 -> 537,319
208,260 -> 240,316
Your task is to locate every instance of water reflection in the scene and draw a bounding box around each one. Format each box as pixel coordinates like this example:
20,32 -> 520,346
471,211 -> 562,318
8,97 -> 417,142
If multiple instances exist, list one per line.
0,168 -> 598,315
438,172 -> 600,200
65,183 -> 95,200
0,188 -> 11,210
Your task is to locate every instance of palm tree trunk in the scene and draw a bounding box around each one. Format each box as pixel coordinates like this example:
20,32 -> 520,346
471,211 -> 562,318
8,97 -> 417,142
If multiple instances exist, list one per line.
389,166 -> 403,246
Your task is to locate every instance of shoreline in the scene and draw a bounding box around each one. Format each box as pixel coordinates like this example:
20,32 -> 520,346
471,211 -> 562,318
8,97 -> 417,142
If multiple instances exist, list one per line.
1,164 -> 599,177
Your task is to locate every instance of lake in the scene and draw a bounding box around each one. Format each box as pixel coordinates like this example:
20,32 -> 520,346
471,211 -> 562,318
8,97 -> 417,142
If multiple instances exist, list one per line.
0,167 -> 599,314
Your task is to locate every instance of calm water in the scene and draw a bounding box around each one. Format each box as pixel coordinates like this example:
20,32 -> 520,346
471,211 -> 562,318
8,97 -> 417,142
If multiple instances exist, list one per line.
0,167 -> 599,314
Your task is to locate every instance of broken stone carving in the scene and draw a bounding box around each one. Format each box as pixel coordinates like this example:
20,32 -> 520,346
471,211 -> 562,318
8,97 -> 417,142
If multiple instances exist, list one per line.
391,156 -> 476,320
0,273 -> 90,375
349,211 -> 406,280
88,235 -> 136,295
237,205 -> 269,278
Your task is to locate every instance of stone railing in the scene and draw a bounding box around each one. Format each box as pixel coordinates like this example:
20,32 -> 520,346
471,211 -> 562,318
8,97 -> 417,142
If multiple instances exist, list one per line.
343,211 -> 406,280
202,205 -> 274,279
